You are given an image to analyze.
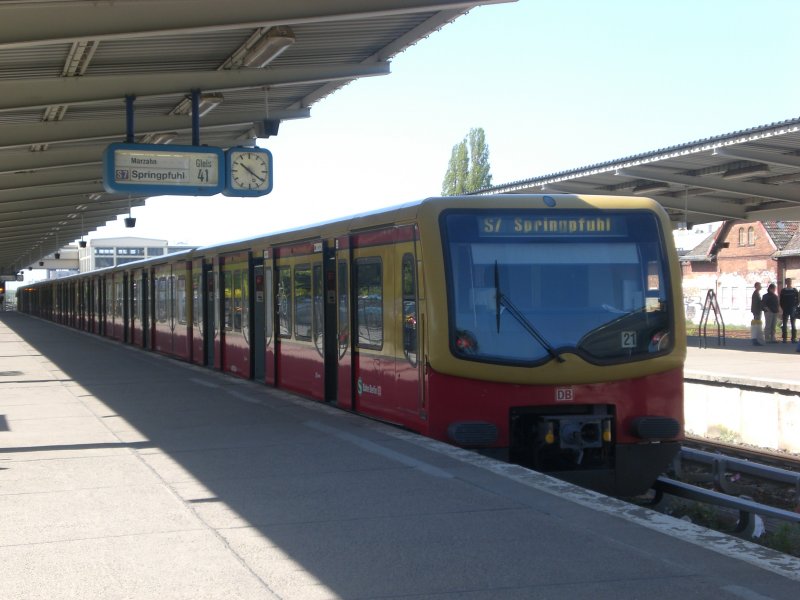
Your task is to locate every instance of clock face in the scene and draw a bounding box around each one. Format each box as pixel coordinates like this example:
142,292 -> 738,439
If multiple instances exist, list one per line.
230,150 -> 270,191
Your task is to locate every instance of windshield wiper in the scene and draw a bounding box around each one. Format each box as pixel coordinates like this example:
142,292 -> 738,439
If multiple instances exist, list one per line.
494,261 -> 565,363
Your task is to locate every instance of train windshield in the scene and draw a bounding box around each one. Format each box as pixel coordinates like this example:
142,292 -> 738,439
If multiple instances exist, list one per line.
442,210 -> 673,365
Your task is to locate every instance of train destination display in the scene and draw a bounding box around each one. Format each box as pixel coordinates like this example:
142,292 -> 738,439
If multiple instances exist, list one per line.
103,143 -> 225,196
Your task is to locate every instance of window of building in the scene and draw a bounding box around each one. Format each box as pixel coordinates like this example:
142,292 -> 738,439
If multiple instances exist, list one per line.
738,228 -> 746,246
94,248 -> 114,255
748,226 -> 755,245
95,257 -> 114,268
147,247 -> 165,256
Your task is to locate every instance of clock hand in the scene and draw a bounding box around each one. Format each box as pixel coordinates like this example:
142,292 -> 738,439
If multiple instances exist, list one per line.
241,163 -> 265,183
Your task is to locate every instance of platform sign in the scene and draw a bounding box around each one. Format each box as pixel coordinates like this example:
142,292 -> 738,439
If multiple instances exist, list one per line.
103,143 -> 225,196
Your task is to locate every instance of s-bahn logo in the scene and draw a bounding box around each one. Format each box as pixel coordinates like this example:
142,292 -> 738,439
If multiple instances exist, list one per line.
357,377 -> 382,397
555,387 -> 574,402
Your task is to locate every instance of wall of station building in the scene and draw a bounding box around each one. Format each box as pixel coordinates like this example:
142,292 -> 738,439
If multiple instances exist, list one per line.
680,222 -> 800,328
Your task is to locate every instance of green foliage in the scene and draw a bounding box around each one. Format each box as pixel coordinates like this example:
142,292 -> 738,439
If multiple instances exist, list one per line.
442,127 -> 492,195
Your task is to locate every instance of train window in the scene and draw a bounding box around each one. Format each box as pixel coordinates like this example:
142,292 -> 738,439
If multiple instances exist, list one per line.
192,273 -> 202,333
233,270 -> 243,331
401,253 -> 418,365
132,279 -> 139,322
156,277 -> 168,323
337,261 -> 349,358
294,265 -> 312,341
240,270 -> 249,338
169,275 -> 176,324
105,279 -> 113,317
277,267 -> 292,338
115,281 -> 123,318
313,264 -> 324,352
355,258 -> 383,350
264,267 -> 273,347
223,271 -> 233,331
177,276 -> 187,325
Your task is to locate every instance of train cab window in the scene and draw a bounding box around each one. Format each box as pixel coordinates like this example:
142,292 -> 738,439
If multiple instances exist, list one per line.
294,265 -> 312,341
401,253 -> 418,365
337,261 -> 349,358
441,210 -> 673,364
355,258 -> 383,349
177,276 -> 187,325
277,267 -> 292,338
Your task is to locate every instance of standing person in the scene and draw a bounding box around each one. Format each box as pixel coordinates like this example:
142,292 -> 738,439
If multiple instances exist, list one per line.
751,282 -> 763,321
763,283 -> 780,343
750,282 -> 764,346
780,277 -> 799,343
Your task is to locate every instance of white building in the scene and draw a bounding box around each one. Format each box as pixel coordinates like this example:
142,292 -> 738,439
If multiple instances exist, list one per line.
78,237 -> 192,272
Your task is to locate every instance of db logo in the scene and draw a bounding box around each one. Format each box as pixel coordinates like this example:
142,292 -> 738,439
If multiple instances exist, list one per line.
555,387 -> 574,402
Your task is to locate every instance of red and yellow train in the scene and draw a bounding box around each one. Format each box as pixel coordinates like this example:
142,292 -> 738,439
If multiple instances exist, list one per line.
17,195 -> 686,496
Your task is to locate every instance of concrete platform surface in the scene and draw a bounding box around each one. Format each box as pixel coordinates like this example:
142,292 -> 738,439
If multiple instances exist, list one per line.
2,312 -> 799,600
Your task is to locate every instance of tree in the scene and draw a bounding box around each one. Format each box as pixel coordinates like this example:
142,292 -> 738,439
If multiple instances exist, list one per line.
442,127 -> 492,195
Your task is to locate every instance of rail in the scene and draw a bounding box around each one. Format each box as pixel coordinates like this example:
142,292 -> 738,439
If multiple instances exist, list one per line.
652,476 -> 800,536
675,446 -> 800,500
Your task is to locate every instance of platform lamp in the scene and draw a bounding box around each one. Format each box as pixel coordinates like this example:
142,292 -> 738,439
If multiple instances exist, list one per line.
54,231 -> 60,260
124,198 -> 136,228
79,213 -> 87,248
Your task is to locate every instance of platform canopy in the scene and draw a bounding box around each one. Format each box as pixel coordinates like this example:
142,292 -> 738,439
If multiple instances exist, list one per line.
479,117 -> 800,229
0,0 -> 511,275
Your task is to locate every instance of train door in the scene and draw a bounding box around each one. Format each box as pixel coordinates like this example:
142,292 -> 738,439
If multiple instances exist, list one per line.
152,263 -> 174,354
253,260 -> 265,381
220,252 -> 251,377
351,226 -> 422,426
335,236 -> 353,409
263,249 -> 276,385
112,273 -> 124,341
174,263 -> 191,360
274,241 -> 325,399
191,259 -> 205,365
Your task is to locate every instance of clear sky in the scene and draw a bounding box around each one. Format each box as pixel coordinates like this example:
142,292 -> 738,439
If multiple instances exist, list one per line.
90,0 -> 800,247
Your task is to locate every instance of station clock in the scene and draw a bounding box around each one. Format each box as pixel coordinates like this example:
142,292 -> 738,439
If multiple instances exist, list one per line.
224,147 -> 273,196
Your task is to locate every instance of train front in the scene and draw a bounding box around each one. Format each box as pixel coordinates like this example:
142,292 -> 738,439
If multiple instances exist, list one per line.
421,195 -> 686,497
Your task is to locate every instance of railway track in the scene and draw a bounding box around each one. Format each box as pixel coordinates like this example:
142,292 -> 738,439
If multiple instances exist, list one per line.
683,434 -> 800,473
642,435 -> 800,556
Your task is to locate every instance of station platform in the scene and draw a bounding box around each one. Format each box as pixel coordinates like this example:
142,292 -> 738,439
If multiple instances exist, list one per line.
1,312 -> 799,600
